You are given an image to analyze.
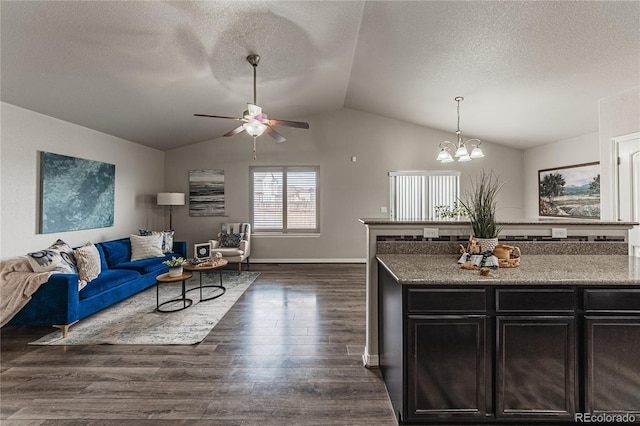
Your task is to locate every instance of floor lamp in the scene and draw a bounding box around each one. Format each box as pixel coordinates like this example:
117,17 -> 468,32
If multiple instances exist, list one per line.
157,192 -> 185,230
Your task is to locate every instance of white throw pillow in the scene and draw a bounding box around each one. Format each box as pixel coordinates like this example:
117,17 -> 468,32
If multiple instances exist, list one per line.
138,229 -> 174,253
130,233 -> 164,261
74,242 -> 101,282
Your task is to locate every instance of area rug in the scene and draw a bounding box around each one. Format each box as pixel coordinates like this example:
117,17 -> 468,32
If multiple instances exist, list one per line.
30,271 -> 259,345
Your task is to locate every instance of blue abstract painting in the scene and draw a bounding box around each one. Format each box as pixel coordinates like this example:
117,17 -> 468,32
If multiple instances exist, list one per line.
40,152 -> 115,233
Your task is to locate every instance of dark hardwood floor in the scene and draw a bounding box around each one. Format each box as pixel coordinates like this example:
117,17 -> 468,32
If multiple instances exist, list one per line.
1,264 -> 397,425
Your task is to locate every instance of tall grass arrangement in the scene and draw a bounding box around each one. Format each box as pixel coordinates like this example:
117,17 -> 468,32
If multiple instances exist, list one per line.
459,170 -> 504,239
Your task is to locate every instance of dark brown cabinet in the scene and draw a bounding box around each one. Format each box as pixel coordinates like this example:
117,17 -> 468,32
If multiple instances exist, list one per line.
406,315 -> 486,420
584,289 -> 640,415
585,317 -> 640,413
378,266 -> 490,423
495,288 -> 576,420
496,316 -> 575,419
378,261 -> 640,424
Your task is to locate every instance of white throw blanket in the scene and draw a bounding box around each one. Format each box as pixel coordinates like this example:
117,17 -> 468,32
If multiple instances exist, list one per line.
0,256 -> 53,327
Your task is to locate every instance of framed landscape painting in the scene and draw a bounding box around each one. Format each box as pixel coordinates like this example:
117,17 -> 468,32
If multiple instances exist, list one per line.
538,162 -> 600,218
40,152 -> 115,233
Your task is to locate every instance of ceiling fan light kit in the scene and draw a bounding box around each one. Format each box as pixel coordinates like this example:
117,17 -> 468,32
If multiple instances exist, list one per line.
437,96 -> 484,163
195,54 -> 310,159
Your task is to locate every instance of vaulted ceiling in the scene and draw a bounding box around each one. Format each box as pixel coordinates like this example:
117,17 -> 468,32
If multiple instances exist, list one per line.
2,1 -> 639,151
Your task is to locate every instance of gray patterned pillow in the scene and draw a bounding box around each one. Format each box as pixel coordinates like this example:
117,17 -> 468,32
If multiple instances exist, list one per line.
220,232 -> 244,248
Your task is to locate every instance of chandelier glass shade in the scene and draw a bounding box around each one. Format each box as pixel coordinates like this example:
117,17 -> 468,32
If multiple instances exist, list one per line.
437,96 -> 484,163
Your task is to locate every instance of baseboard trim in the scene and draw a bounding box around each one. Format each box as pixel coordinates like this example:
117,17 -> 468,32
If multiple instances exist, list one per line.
362,352 -> 379,368
251,258 -> 366,264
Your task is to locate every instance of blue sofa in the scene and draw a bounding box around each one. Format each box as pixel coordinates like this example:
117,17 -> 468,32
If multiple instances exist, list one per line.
8,237 -> 187,337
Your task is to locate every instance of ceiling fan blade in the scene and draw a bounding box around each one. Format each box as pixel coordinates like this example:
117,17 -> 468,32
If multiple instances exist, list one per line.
265,126 -> 286,143
268,119 -> 310,129
224,125 -> 246,137
194,114 -> 244,121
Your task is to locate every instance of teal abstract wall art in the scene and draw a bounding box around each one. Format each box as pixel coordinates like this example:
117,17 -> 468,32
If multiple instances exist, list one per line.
40,152 -> 115,233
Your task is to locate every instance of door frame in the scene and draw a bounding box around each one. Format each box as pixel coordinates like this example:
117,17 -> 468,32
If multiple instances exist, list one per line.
612,132 -> 640,256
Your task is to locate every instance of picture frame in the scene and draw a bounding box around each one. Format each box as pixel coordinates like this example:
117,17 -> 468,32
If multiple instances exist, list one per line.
189,169 -> 225,216
194,242 -> 212,260
39,152 -> 115,233
538,162 -> 600,218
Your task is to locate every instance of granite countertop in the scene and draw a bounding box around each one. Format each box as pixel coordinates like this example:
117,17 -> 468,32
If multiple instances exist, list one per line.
376,254 -> 640,286
360,218 -> 637,226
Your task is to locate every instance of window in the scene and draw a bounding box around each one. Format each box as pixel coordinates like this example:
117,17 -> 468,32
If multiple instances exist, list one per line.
389,170 -> 460,220
250,166 -> 319,233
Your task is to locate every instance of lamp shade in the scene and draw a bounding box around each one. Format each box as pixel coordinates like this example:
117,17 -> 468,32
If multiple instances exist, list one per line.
470,146 -> 485,158
157,192 -> 185,206
243,120 -> 267,137
455,145 -> 469,158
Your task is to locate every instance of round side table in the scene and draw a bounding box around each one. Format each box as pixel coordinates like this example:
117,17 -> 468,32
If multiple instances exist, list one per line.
184,259 -> 228,302
155,271 -> 194,312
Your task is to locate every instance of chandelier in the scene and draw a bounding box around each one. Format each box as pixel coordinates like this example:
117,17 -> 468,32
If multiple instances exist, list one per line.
436,96 -> 484,163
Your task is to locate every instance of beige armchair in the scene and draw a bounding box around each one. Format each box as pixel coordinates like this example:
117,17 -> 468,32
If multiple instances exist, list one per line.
209,222 -> 251,273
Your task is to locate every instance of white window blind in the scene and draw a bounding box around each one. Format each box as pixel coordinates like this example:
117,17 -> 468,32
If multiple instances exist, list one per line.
251,166 -> 319,232
389,170 -> 460,220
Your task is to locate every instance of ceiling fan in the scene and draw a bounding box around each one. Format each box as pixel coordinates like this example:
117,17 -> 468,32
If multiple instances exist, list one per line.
194,54 -> 310,158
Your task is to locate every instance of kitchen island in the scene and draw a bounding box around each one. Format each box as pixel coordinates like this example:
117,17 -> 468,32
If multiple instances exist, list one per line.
360,218 -> 637,369
377,254 -> 640,424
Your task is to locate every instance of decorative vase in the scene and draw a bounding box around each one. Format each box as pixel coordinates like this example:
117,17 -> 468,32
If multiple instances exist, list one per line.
168,266 -> 183,277
476,237 -> 499,253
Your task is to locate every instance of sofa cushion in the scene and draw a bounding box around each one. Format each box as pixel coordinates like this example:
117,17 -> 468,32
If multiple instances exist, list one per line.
79,269 -> 140,300
114,254 -> 171,275
130,234 -> 164,261
100,238 -> 131,268
95,243 -> 109,271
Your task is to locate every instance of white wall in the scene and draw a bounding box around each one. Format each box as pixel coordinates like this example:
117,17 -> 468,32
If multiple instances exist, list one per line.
166,108 -> 525,261
523,132 -> 600,218
1,103 -> 166,258
599,86 -> 640,221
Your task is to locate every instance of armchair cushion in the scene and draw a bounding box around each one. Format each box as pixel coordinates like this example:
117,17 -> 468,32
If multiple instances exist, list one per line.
212,247 -> 244,256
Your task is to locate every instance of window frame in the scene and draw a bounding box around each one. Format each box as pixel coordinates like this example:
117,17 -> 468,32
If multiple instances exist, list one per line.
250,165 -> 320,234
389,170 -> 460,220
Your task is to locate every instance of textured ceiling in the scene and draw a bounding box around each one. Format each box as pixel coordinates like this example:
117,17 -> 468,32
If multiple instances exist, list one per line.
2,1 -> 639,151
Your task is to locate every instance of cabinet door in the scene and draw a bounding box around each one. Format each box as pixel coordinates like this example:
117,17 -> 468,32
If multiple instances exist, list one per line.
496,316 -> 575,419
585,316 -> 640,414
406,315 -> 486,420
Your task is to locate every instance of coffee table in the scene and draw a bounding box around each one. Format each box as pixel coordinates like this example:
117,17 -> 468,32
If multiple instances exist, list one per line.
184,259 -> 228,302
156,271 -> 194,312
